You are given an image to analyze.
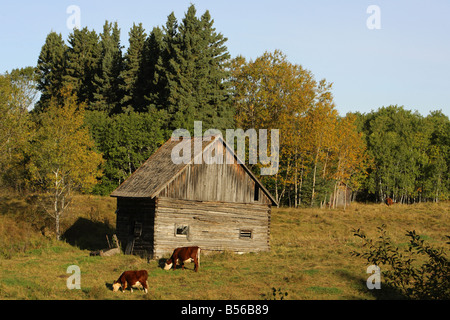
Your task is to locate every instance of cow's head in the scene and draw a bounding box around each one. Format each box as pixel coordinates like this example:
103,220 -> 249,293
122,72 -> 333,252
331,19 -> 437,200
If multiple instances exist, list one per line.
164,259 -> 173,271
112,281 -> 122,292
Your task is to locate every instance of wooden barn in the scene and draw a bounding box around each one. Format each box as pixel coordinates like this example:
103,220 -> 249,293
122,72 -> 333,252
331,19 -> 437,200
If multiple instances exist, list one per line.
110,136 -> 277,259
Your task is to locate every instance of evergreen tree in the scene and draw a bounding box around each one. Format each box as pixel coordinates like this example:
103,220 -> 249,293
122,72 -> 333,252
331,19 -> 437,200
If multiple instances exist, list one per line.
35,32 -> 67,112
93,21 -> 124,114
153,12 -> 181,119
120,23 -> 147,112
153,5 -> 233,132
197,9 -> 233,130
169,5 -> 200,131
64,27 -> 101,106
135,27 -> 164,112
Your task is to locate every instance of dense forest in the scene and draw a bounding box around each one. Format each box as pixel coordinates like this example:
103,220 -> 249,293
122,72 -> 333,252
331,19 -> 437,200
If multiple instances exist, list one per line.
1,4 -> 449,214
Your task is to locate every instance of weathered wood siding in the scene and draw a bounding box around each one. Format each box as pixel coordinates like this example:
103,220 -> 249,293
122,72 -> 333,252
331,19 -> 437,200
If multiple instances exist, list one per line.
116,197 -> 155,257
156,142 -> 272,205
153,197 -> 271,258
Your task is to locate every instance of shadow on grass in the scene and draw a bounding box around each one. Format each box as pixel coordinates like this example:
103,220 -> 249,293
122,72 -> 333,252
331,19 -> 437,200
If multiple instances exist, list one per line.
105,281 -> 114,291
62,217 -> 115,251
158,258 -> 168,269
157,258 -> 198,272
335,269 -> 407,300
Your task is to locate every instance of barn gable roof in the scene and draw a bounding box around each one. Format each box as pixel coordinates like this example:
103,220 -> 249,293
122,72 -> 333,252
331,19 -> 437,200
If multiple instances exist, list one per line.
110,136 -> 277,205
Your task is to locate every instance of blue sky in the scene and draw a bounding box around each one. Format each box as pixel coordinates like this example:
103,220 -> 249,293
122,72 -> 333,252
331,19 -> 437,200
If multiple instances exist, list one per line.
1,0 -> 449,117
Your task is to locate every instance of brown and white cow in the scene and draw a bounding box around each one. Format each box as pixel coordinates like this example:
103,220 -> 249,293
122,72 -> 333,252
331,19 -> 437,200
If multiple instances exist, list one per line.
164,246 -> 200,272
112,270 -> 148,293
385,197 -> 394,206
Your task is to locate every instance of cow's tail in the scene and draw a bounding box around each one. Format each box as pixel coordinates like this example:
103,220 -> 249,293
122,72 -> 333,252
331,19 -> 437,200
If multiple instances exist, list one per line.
197,247 -> 201,268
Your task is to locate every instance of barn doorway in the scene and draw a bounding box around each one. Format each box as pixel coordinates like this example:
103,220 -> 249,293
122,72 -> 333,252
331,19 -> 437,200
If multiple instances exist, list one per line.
116,198 -> 156,259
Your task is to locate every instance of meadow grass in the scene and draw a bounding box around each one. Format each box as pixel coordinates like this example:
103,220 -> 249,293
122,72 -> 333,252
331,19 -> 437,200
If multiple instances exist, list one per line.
0,194 -> 448,300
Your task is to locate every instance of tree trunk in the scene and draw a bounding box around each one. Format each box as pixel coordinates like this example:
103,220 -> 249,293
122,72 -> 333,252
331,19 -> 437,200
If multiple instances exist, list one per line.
55,213 -> 60,241
294,156 -> 298,208
311,148 -> 319,207
54,170 -> 61,240
299,165 -> 304,207
275,173 -> 279,207
343,184 -> 347,210
310,162 -> 317,207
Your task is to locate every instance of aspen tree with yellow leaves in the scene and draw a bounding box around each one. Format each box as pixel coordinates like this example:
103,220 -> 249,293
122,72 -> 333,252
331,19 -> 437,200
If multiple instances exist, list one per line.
330,114 -> 368,208
232,50 -> 369,207
231,50 -> 318,205
28,87 -> 104,239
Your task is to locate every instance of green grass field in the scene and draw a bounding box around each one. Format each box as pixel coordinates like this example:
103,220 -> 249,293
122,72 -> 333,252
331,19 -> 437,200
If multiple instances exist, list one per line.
0,193 -> 448,300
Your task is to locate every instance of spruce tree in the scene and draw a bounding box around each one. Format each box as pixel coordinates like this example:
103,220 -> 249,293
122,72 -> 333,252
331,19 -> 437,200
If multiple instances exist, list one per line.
198,9 -> 233,130
120,23 -> 147,112
35,32 -> 67,112
153,5 -> 234,132
93,21 -> 124,114
154,12 -> 181,118
135,27 -> 164,113
64,27 -> 101,106
172,5 -> 199,131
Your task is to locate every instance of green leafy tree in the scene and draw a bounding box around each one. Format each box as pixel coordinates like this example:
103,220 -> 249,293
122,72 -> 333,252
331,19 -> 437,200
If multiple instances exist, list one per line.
361,106 -> 422,202
358,106 -> 449,203
85,108 -> 168,194
423,111 -> 450,201
0,71 -> 34,191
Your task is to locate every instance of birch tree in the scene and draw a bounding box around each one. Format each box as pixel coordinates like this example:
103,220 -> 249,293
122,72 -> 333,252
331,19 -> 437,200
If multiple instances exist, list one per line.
28,87 -> 103,240
330,114 -> 367,208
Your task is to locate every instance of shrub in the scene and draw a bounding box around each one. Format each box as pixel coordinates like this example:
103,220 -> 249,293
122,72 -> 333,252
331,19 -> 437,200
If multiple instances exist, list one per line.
352,225 -> 450,300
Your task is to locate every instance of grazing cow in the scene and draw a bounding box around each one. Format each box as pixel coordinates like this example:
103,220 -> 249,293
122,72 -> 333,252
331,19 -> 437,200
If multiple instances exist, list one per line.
164,246 -> 200,272
112,270 -> 148,293
385,197 -> 394,206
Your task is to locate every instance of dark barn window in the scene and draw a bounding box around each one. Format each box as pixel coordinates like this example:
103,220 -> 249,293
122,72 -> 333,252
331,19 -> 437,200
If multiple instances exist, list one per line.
175,225 -> 189,237
254,184 -> 260,201
239,229 -> 253,240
